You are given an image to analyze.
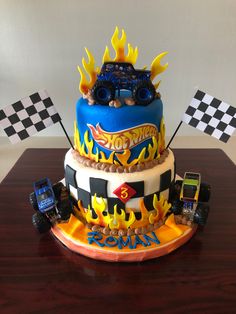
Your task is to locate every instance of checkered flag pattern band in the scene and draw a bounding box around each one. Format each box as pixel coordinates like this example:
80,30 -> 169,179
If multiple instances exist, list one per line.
65,165 -> 175,218
0,90 -> 61,144
182,90 -> 236,143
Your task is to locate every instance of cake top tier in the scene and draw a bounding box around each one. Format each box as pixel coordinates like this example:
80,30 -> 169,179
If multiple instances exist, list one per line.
77,27 -> 168,106
74,28 -> 169,167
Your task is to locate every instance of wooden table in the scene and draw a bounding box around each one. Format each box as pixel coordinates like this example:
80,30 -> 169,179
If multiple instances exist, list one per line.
0,148 -> 235,313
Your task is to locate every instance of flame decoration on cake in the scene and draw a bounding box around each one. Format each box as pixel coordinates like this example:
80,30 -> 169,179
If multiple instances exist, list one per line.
102,27 -> 138,64
78,27 -> 168,94
76,193 -> 171,230
77,48 -> 100,95
74,118 -> 166,166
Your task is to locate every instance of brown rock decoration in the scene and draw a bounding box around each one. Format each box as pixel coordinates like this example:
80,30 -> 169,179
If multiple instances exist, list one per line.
83,90 -> 95,105
124,97 -> 135,106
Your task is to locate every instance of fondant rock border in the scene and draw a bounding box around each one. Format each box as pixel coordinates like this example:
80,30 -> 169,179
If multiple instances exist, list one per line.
85,215 -> 194,236
86,219 -> 165,236
71,149 -> 169,173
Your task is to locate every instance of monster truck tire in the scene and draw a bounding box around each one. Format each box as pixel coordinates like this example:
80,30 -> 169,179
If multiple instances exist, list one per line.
132,81 -> 156,106
170,199 -> 183,215
198,183 -> 211,202
52,182 -> 64,199
58,201 -> 71,221
29,192 -> 39,211
174,180 -> 183,194
169,180 -> 183,201
193,203 -> 209,226
91,81 -> 115,105
32,212 -> 51,233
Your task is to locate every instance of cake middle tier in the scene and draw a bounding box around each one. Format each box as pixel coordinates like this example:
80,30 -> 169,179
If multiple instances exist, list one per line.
75,94 -> 165,165
64,148 -> 175,218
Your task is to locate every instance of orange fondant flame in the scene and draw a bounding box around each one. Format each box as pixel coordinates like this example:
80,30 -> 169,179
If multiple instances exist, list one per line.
87,124 -> 109,147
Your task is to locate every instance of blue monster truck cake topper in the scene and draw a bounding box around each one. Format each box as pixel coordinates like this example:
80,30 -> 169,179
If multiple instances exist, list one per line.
75,27 -> 168,164
78,26 -> 168,107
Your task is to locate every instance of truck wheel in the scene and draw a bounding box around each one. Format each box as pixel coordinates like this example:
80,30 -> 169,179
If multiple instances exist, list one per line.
169,180 -> 182,201
174,180 -> 183,194
132,81 -> 156,106
58,201 -> 71,221
199,183 -> 211,202
170,199 -> 183,215
29,192 -> 38,211
193,203 -> 209,226
91,81 -> 115,105
32,212 -> 51,233
52,182 -> 64,199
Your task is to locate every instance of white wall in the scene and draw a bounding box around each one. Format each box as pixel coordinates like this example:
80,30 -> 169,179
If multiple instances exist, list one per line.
1,0 -> 236,137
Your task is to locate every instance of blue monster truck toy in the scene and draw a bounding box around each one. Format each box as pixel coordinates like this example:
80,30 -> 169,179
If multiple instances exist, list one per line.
91,62 -> 156,105
29,178 -> 72,233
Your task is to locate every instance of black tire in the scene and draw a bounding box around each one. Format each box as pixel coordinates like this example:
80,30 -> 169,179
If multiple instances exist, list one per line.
170,199 -> 183,215
32,212 -> 51,233
91,81 -> 115,105
29,192 -> 38,211
193,203 -> 209,226
174,180 -> 183,194
52,182 -> 64,199
199,183 -> 211,202
58,201 -> 71,220
132,81 -> 156,106
169,180 -> 183,202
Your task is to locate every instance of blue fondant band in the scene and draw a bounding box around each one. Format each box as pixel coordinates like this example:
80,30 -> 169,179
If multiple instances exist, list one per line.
76,91 -> 163,161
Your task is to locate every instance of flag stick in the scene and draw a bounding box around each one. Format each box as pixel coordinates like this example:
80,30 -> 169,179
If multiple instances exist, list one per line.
59,120 -> 74,149
166,121 -> 183,149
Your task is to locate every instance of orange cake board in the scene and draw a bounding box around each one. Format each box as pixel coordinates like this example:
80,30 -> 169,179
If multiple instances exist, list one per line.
51,214 -> 197,262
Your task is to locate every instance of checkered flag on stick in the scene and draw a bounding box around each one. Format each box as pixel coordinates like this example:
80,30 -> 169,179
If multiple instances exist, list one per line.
182,90 -> 236,143
166,90 -> 236,148
0,90 -> 73,148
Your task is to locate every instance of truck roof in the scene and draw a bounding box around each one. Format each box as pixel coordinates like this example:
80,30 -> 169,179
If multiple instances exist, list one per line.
183,178 -> 199,186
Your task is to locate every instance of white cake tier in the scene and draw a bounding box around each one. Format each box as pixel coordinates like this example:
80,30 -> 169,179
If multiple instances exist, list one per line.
64,149 -> 175,214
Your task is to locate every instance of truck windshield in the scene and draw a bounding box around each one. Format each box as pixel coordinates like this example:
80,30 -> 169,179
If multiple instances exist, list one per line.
37,190 -> 53,202
183,185 -> 197,199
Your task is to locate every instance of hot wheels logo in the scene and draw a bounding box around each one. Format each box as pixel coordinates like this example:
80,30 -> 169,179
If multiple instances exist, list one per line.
87,123 -> 158,152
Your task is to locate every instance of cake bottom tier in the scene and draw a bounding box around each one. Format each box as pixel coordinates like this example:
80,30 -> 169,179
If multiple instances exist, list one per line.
51,214 -> 197,262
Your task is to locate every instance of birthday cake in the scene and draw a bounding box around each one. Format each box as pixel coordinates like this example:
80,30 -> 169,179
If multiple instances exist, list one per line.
31,28 -> 211,262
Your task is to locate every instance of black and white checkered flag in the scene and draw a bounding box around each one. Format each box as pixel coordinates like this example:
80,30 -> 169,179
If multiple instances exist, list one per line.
0,90 -> 61,144
182,90 -> 236,143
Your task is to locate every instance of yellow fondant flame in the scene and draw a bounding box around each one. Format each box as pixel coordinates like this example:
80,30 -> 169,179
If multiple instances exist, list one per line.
109,205 -> 136,230
74,119 -> 166,166
78,48 -> 99,94
77,193 -> 171,230
158,118 -> 166,153
149,194 -> 171,224
115,149 -> 138,167
74,123 -> 99,162
150,51 -> 169,82
86,195 -> 112,227
102,27 -> 138,65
